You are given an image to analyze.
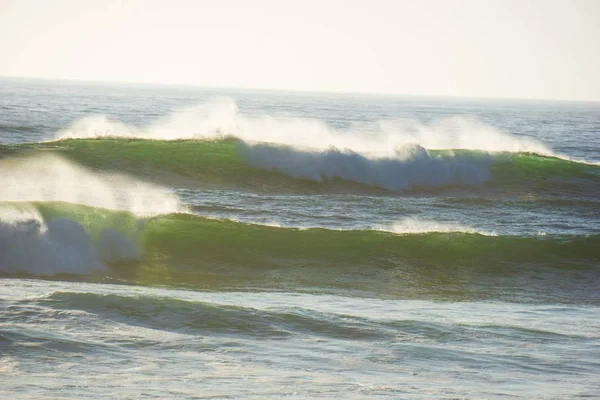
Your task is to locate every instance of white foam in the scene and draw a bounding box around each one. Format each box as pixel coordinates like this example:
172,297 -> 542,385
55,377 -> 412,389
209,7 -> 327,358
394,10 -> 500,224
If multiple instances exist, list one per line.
0,154 -> 182,215
56,99 -> 238,141
54,99 -> 554,156
242,142 -> 492,191
51,100 -> 564,190
0,203 -> 45,225
376,117 -> 553,155
212,214 -> 494,236
0,206 -> 140,276
0,154 -> 178,275
377,218 -> 495,236
0,215 -> 104,275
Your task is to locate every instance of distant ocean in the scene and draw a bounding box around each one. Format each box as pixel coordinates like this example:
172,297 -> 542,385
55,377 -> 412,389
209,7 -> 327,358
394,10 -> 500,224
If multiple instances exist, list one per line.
1,77 -> 599,399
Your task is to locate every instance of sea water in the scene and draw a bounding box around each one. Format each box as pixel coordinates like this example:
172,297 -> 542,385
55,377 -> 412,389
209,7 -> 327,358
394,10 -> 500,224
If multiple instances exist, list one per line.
1,77 -> 599,398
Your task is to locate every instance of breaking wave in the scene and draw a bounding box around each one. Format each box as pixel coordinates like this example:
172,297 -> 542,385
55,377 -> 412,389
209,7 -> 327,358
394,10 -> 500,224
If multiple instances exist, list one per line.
0,100 -> 585,195
242,142 -> 492,191
55,99 -> 554,156
0,152 -> 179,275
0,204 -> 139,275
3,138 -> 597,195
1,203 -> 598,298
377,218 -> 496,235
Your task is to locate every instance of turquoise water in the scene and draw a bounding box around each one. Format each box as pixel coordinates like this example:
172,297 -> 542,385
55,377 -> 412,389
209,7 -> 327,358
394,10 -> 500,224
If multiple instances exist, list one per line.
1,77 -> 600,398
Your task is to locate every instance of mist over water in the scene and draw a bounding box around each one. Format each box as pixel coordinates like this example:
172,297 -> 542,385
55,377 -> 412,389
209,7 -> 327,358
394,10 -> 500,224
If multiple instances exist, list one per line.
56,98 -> 555,156
0,153 -> 182,214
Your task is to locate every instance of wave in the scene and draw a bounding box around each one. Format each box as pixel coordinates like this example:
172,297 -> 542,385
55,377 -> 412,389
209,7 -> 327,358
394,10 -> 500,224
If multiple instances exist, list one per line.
35,291 -> 387,340
53,99 -> 555,156
5,100 -> 597,195
3,138 -> 598,195
0,150 -> 180,275
1,202 -> 598,302
242,142 -> 492,191
0,203 -> 140,275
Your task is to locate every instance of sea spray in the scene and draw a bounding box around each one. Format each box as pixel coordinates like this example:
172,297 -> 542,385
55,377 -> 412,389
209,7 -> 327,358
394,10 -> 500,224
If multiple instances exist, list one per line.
0,153 -> 182,215
15,138 -> 596,195
241,142 -> 492,191
55,99 -> 555,156
376,218 -> 496,235
0,215 -> 104,275
0,152 -> 179,274
0,214 -> 142,276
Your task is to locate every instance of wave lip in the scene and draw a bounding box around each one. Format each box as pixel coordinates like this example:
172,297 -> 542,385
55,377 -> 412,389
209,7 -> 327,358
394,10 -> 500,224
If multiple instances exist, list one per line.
41,99 -> 600,193
0,210 -> 140,276
53,99 -> 557,157
0,214 -> 105,276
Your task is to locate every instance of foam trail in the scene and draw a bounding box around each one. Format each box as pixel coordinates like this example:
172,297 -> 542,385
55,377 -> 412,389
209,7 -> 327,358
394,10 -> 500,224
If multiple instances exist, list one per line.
377,218 -> 496,236
209,214 -> 493,236
242,142 -> 492,191
0,154 -> 182,215
376,117 -> 553,155
55,99 -> 555,157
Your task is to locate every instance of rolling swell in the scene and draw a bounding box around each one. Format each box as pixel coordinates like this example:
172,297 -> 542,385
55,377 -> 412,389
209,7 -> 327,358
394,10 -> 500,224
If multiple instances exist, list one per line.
2,202 -> 599,303
2,138 -> 599,195
38,291 -> 387,340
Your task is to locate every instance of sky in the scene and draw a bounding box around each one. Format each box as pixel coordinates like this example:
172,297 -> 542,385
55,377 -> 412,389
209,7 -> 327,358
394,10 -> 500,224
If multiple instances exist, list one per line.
0,0 -> 599,101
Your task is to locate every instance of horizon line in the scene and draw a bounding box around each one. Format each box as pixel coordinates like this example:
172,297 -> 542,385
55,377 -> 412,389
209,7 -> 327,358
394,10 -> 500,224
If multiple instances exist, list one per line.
2,74 -> 599,104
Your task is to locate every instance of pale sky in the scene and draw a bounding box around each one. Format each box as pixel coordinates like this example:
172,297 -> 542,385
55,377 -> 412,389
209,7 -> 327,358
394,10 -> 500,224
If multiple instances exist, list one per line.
1,0 -> 599,100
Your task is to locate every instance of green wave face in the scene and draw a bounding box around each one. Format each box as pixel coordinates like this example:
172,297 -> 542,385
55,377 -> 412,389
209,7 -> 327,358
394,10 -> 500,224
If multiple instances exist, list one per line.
3,138 -> 599,195
5,202 -> 599,303
24,138 -> 328,192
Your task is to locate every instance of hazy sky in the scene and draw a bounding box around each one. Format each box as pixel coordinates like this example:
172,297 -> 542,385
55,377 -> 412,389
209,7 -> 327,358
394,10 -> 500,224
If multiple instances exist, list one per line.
1,0 -> 599,100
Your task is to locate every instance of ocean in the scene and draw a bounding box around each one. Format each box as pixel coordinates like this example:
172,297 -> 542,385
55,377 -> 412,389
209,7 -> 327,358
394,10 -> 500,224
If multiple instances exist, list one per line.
1,77 -> 599,399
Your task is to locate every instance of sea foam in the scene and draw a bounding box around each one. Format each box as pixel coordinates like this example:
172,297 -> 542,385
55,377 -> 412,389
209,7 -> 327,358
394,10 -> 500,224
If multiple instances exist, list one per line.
0,154 -> 179,275
241,142 -> 492,191
0,217 -> 140,276
55,99 -> 554,156
53,99 -> 559,191
0,153 -> 182,215
377,218 -> 496,236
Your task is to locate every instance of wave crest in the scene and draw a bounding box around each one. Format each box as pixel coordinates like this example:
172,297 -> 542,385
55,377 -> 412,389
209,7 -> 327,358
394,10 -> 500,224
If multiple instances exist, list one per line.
54,99 -> 554,156
0,153 -> 182,215
0,204 -> 140,275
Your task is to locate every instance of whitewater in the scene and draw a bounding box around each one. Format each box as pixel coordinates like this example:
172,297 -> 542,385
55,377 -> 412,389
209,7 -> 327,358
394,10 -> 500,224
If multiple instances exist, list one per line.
1,77 -> 599,399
